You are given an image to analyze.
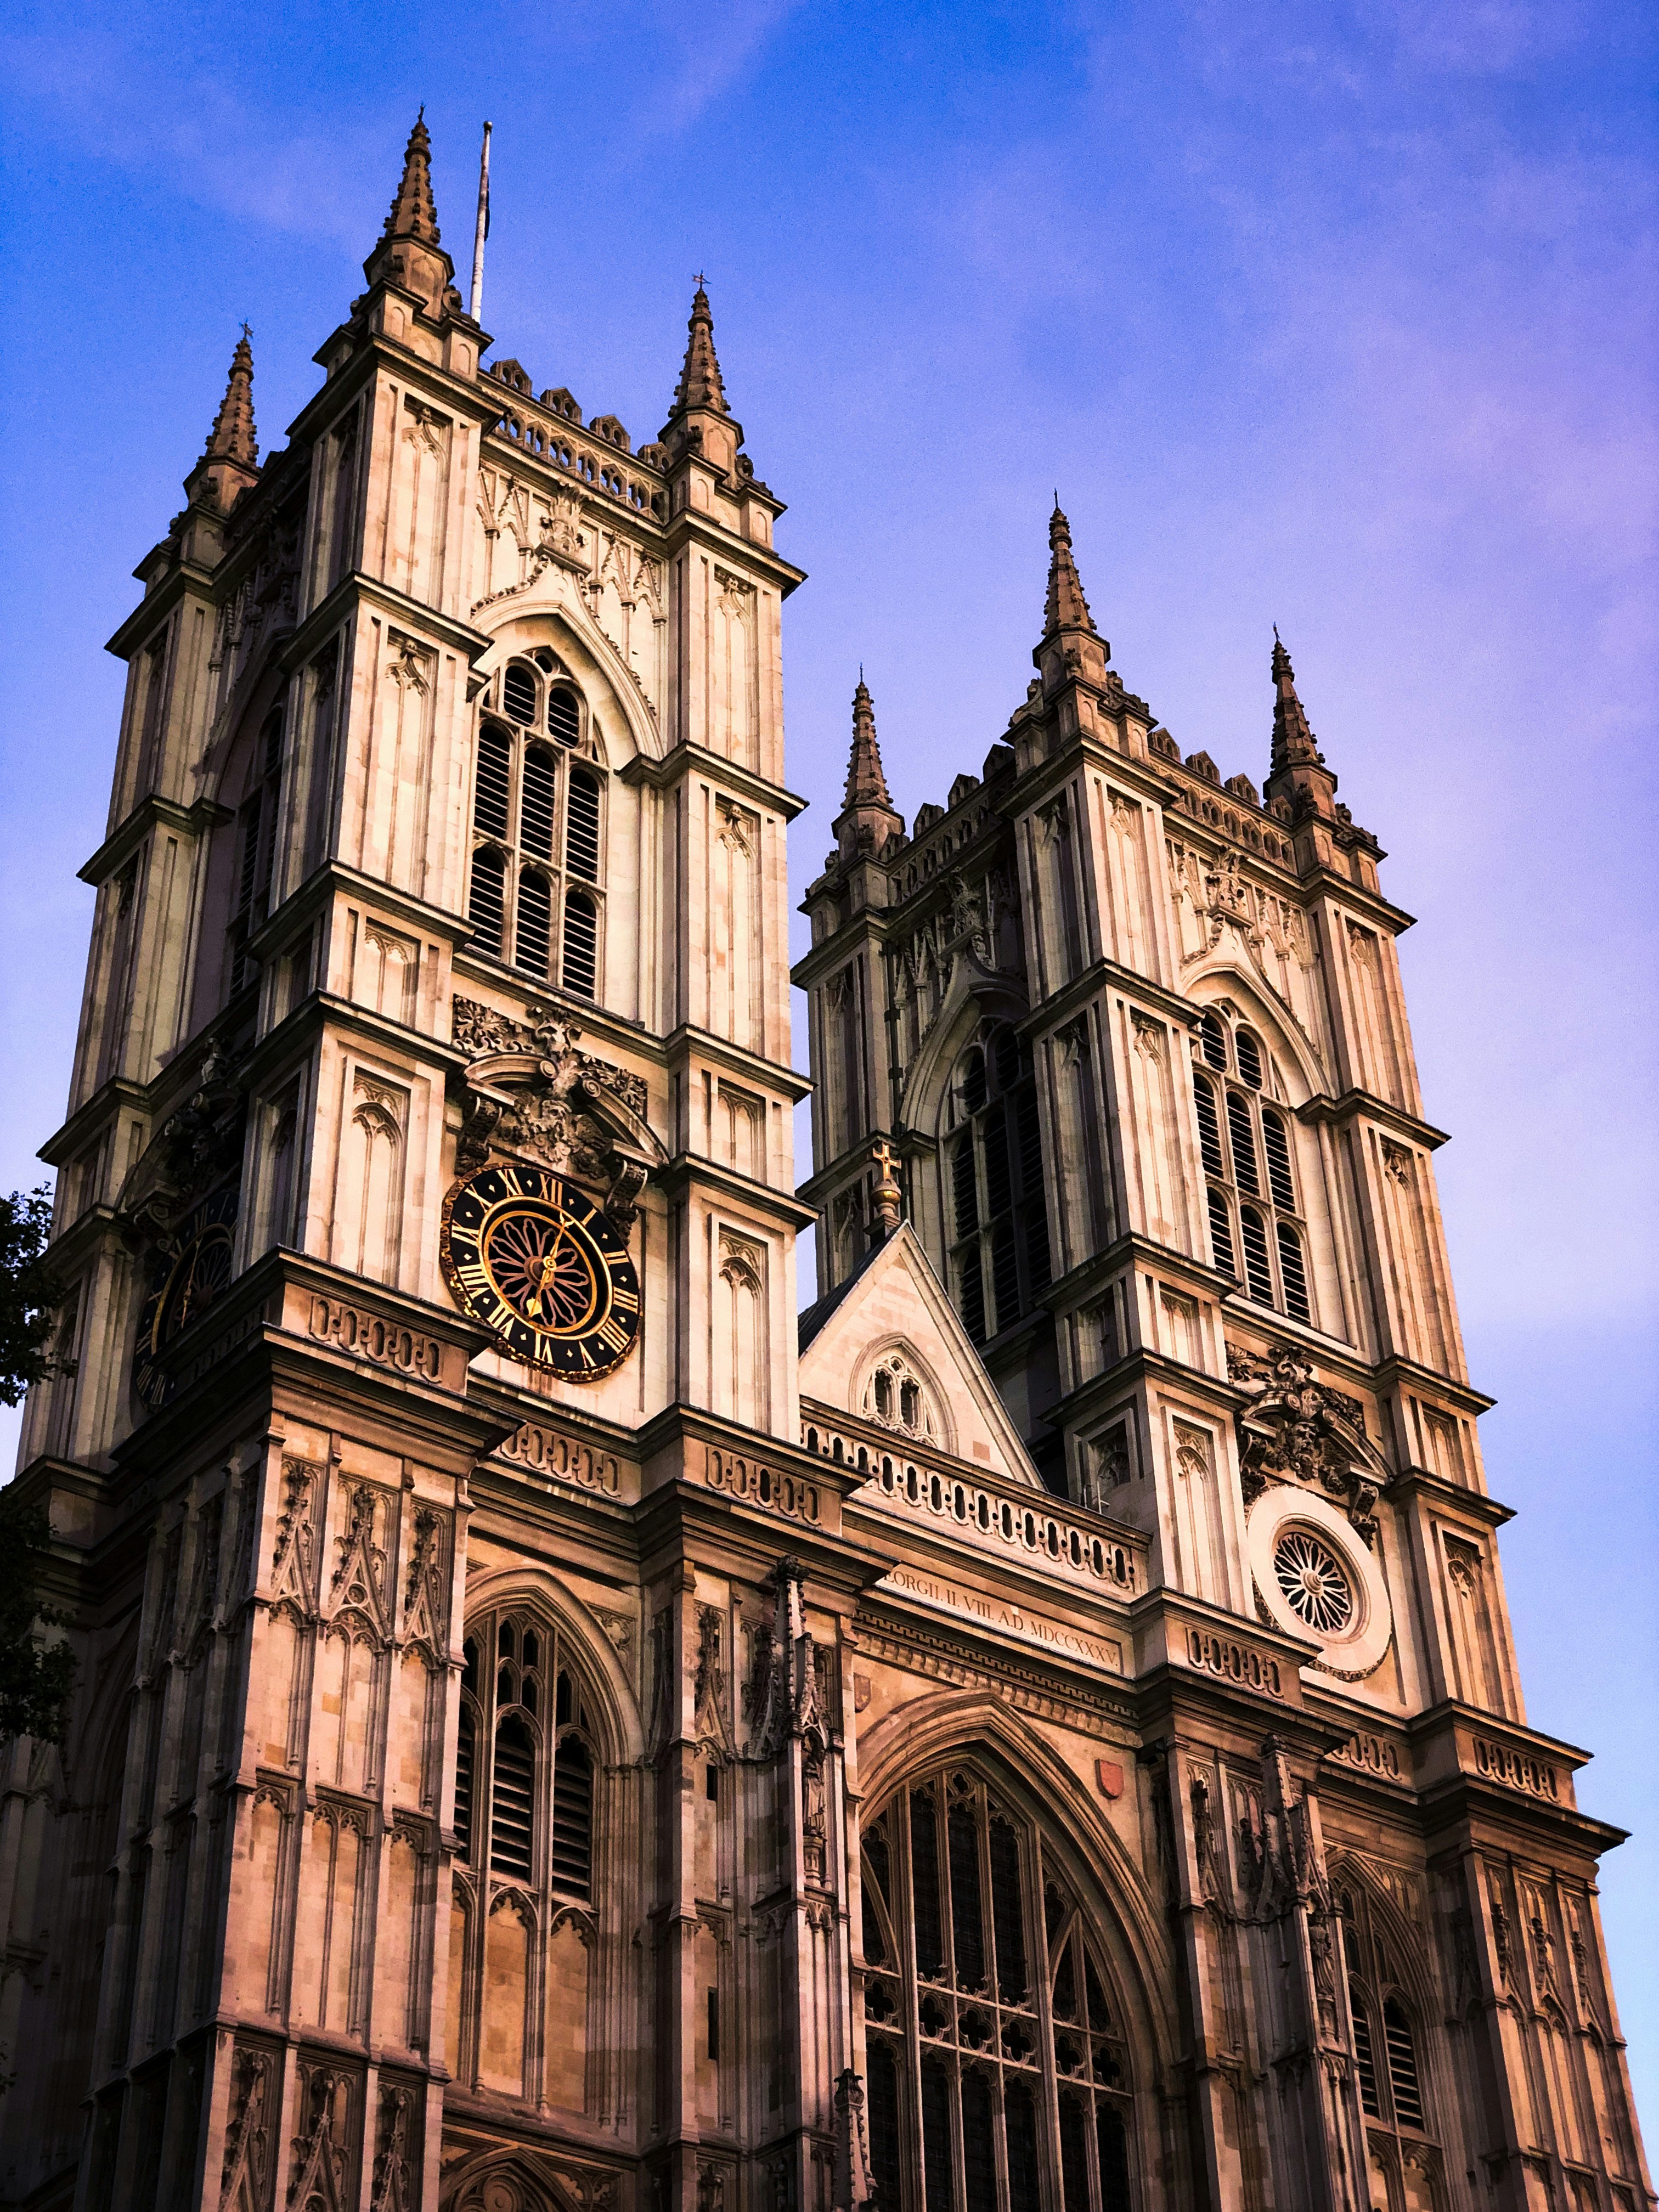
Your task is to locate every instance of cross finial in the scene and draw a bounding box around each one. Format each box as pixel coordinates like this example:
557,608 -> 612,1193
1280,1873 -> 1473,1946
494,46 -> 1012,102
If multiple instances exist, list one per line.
870,1139 -> 902,1235
693,269 -> 708,290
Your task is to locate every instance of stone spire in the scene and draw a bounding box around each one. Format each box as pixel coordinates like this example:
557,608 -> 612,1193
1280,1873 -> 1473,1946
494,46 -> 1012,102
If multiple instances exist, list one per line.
1032,501 -> 1110,691
1041,502 -> 1097,641
205,328 -> 257,469
1269,630 -> 1322,774
659,280 -> 745,475
184,328 -> 261,514
670,282 -> 729,418
381,109 -> 441,247
844,675 -> 893,810
1263,630 -> 1338,822
834,674 -> 904,865
359,111 -> 458,324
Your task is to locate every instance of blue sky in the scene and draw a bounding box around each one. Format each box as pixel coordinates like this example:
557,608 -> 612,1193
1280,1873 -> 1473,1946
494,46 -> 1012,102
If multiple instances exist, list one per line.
2,0 -> 1655,2129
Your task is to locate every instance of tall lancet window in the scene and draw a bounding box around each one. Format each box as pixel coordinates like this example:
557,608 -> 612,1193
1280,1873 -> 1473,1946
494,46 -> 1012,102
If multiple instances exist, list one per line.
943,1023 -> 1051,1346
1338,1880 -> 1442,2207
449,1610 -> 600,2109
1190,1007 -> 1312,1325
227,699 -> 288,996
466,652 -> 606,993
861,1766 -> 1137,2212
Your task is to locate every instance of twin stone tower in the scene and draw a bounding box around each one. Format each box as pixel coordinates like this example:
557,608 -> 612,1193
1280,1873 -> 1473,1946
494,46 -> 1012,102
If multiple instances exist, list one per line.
0,117 -> 1648,2212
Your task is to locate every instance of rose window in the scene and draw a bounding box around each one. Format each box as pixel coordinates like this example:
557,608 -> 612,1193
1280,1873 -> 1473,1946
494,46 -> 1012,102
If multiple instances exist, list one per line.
1273,1528 -> 1354,1633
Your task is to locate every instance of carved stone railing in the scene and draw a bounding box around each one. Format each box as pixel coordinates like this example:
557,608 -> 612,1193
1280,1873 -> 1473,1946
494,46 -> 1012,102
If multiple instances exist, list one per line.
487,397 -> 665,520
805,1414 -> 1137,1595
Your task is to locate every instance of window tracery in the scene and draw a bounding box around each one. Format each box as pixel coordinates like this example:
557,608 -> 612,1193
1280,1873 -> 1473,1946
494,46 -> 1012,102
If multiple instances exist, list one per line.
467,654 -> 606,996
1191,1005 -> 1310,1324
861,1765 -> 1136,2212
862,1348 -> 944,1446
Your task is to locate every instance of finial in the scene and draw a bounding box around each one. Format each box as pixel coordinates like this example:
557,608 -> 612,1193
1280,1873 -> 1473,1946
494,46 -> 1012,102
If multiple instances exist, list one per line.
666,275 -> 729,420
870,1139 -> 903,1237
381,110 -> 441,247
1041,497 -> 1098,640
1268,630 -> 1321,774
844,674 -> 893,809
203,327 -> 257,470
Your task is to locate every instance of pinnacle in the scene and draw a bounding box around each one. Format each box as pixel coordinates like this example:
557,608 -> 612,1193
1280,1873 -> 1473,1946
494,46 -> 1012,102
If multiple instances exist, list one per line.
1269,630 -> 1321,771
668,279 -> 729,419
1042,501 -> 1097,639
204,328 -> 257,469
844,676 -> 894,811
381,110 -> 441,247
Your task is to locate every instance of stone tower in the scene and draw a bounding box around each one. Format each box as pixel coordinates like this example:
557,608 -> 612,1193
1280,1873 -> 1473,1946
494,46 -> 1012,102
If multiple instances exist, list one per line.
0,122 -> 1649,2212
791,507 -> 1654,2210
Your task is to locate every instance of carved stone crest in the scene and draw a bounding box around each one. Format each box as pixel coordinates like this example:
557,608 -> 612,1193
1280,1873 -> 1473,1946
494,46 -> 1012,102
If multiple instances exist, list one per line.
451,996 -> 659,1226
1227,1341 -> 1385,1546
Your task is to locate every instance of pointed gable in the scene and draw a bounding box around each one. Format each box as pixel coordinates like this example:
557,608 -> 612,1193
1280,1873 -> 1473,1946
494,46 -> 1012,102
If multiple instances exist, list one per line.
798,1224 -> 1044,1488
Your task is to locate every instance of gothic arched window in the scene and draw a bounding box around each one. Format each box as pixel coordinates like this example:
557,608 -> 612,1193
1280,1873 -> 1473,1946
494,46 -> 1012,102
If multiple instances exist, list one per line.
861,1767 -> 1136,2212
1339,1881 -> 1439,2184
449,1606 -> 602,2108
227,699 -> 287,996
1190,1007 -> 1311,1325
943,1023 -> 1051,1345
454,1611 -> 597,1900
467,656 -> 606,989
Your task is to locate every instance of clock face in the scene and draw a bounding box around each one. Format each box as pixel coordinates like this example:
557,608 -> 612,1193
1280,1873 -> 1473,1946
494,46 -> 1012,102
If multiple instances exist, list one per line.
133,1187 -> 240,1409
441,1161 -> 641,1381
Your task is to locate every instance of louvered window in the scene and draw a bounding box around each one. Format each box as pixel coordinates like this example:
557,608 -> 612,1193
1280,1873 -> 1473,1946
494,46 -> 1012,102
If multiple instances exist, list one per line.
1207,1189 -> 1236,1278
502,659 -> 538,725
515,871 -> 551,977
475,724 -> 512,838
562,890 -> 598,997
566,769 -> 601,881
1226,1092 -> 1259,1193
455,1705 -> 475,1863
1240,1206 -> 1274,1304
1261,1111 -> 1296,1210
1277,1223 -> 1310,1322
862,1768 -> 1137,2212
1191,1009 -> 1311,1325
468,847 -> 505,956
1351,1983 -> 1381,2115
551,1728 -> 592,1898
548,688 -> 581,745
490,1717 -> 535,1878
521,745 -> 557,859
952,1140 -> 979,1240
960,1245 -> 986,1344
1194,1081 -> 1224,1178
944,1024 -> 1051,1350
1384,1998 -> 1423,2125
469,672 -> 605,985
1340,1883 -> 1438,2157
455,1610 -> 601,2073
227,701 -> 287,998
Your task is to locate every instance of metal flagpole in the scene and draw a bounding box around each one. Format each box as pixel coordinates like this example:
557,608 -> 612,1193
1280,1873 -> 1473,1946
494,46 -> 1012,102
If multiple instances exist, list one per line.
469,120 -> 493,323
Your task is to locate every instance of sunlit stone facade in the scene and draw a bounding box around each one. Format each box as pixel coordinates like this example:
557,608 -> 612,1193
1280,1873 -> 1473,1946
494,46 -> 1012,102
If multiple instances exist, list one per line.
0,114 -> 1649,2212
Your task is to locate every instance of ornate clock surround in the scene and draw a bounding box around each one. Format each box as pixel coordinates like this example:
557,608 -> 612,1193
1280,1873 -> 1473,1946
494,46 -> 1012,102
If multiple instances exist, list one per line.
443,997 -> 665,1378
